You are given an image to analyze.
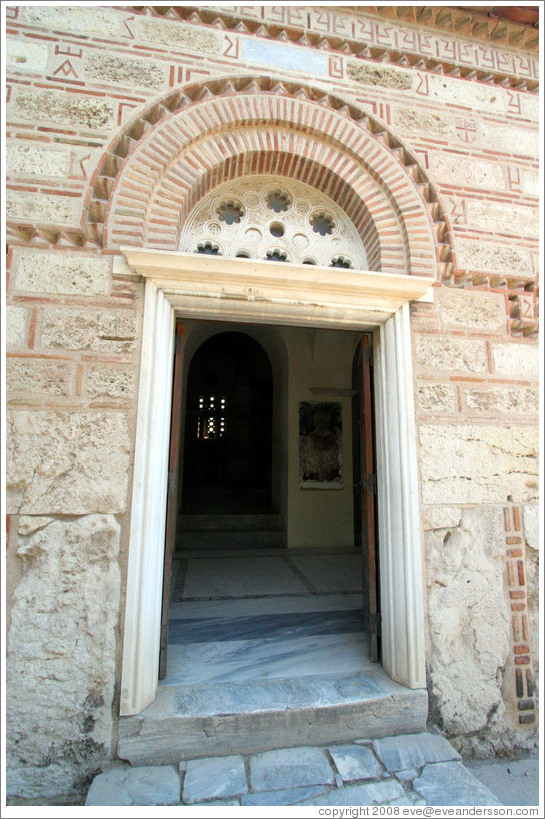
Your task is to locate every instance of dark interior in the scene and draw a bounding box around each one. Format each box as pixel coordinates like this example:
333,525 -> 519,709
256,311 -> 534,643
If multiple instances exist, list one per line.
181,331 -> 274,514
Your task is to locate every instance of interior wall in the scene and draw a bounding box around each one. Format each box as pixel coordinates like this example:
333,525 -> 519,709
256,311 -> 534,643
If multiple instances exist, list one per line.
282,327 -> 358,550
176,320 -> 358,550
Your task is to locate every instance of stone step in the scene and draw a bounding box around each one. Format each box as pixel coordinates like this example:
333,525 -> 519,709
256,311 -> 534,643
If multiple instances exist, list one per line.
178,513 -> 282,532
88,732 -> 505,807
176,529 -> 285,550
118,669 -> 428,766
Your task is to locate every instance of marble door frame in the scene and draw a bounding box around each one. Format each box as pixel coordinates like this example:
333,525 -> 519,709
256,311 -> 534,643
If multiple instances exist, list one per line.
116,250 -> 432,716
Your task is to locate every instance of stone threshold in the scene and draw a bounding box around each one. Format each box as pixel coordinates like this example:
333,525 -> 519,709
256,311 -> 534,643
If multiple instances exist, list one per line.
118,668 -> 428,766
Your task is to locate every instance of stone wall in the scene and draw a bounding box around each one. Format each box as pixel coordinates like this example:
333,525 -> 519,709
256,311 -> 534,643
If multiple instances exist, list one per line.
5,3 -> 539,797
413,289 -> 539,755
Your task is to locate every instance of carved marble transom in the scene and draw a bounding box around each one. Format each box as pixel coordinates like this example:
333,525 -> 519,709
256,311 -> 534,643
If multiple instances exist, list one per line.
180,176 -> 368,270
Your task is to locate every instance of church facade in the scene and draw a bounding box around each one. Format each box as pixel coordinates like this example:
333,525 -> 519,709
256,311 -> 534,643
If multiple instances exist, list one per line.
4,4 -> 539,800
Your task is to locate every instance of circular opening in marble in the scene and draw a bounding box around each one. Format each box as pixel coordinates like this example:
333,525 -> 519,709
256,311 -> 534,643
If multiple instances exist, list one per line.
269,222 -> 285,238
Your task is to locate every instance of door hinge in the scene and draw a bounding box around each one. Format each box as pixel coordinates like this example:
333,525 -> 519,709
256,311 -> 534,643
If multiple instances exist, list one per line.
366,473 -> 377,495
370,612 -> 382,637
354,475 -> 377,494
167,470 -> 175,492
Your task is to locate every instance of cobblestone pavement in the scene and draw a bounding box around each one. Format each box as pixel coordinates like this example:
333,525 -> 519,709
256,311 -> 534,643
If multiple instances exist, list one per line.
86,731 -> 504,807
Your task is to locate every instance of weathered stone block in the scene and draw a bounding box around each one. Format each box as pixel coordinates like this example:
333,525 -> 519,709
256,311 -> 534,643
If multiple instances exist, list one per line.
425,506 -> 510,737
6,514 -> 120,799
86,365 -> 137,400
435,289 -> 506,334
14,88 -> 114,130
15,248 -> 111,296
6,191 -> 75,225
298,779 -> 405,806
6,37 -> 49,73
85,53 -> 167,89
421,506 -> 462,532
136,17 -> 222,53
6,306 -> 28,348
464,200 -> 538,239
520,168 -> 539,198
419,424 -> 538,504
183,756 -> 247,804
426,73 -> 537,120
86,766 -> 180,806
6,410 -> 130,514
7,359 -> 75,399
414,762 -> 502,806
428,152 -> 504,191
250,747 -> 334,792
454,238 -> 533,277
492,343 -> 539,380
6,142 -> 68,177
393,108 -> 450,137
347,60 -> 413,89
241,786 -> 326,806
327,743 -> 382,782
19,5 -> 121,37
373,732 -> 460,772
523,505 -> 539,552
414,335 -> 487,374
481,123 -> 538,158
416,383 -> 457,415
463,387 -> 538,417
42,308 -> 138,355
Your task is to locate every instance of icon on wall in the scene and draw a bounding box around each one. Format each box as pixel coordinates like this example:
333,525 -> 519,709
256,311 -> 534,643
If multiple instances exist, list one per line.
299,401 -> 343,489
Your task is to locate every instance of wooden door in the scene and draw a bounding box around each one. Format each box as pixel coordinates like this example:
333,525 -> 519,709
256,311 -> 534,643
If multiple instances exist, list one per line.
158,319 -> 184,679
353,333 -> 380,662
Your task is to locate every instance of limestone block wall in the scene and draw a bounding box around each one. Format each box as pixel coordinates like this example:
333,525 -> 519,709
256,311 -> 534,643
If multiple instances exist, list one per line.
4,3 -> 539,797
411,289 -> 539,755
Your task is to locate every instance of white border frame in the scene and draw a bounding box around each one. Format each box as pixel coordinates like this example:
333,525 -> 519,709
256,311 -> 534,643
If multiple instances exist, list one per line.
118,250 -> 430,715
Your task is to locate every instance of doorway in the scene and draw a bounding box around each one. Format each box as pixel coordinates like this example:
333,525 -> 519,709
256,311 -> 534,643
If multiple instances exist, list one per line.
181,331 -> 274,515
159,320 -> 380,688
118,261 -> 427,717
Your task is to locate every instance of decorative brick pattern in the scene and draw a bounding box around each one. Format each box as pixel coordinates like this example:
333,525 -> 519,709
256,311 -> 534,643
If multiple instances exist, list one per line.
91,77 -> 448,281
125,6 -> 539,80
503,505 -> 537,726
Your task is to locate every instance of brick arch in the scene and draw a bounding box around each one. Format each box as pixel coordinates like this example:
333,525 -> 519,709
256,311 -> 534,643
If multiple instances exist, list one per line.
87,76 -> 453,279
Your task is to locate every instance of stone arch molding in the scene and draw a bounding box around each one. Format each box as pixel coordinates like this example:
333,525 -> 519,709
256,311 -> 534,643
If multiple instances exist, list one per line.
87,76 -> 453,280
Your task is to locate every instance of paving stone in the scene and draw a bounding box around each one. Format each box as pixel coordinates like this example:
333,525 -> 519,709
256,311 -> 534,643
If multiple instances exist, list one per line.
250,746 -> 334,792
192,798 -> 241,806
182,755 -> 247,804
241,785 -> 326,806
297,778 -> 406,806
85,766 -> 180,806
373,732 -> 461,772
328,743 -> 382,782
396,768 -> 418,783
413,761 -> 503,806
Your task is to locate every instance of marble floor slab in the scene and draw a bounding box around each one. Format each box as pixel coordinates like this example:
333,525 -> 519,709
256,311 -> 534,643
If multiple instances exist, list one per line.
170,592 -> 363,620
165,550 -> 367,689
168,609 -> 364,644
289,553 -> 363,593
162,633 -> 369,686
177,555 -> 309,600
